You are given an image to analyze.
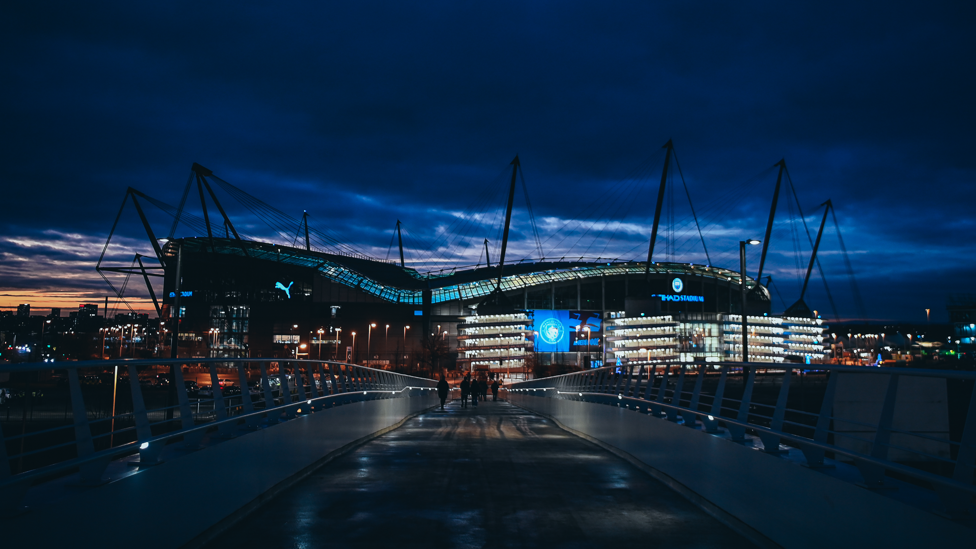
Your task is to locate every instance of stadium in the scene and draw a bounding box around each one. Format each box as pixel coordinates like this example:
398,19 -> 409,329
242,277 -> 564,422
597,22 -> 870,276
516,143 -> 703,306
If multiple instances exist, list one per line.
98,146 -> 839,379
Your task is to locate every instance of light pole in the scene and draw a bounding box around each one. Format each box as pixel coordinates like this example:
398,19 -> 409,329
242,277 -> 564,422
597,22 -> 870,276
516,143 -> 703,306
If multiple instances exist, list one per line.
334,328 -> 342,360
740,239 -> 761,363
385,324 -> 390,366
367,323 -> 376,367
317,329 -> 325,360
584,326 -> 591,366
351,332 -> 357,363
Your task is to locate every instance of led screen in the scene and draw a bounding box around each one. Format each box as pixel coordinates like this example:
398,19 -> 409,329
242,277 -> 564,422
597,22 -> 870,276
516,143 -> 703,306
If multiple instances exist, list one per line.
569,311 -> 602,349
533,310 -> 602,352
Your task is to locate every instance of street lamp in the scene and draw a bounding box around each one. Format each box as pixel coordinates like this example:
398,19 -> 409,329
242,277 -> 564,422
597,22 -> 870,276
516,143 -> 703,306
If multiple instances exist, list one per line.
584,326 -> 591,366
367,323 -> 376,367
351,332 -> 357,363
334,328 -> 342,360
740,239 -> 761,363
317,328 -> 325,360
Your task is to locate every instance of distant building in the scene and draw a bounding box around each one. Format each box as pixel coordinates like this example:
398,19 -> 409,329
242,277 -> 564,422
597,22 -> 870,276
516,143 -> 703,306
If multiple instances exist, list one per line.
76,304 -> 99,327
948,294 -> 976,344
50,307 -> 61,318
17,304 -> 30,317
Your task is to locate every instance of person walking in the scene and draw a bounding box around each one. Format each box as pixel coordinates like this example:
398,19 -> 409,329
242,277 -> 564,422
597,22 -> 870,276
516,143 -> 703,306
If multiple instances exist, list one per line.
491,379 -> 500,402
459,376 -> 470,408
437,375 -> 449,410
471,376 -> 479,407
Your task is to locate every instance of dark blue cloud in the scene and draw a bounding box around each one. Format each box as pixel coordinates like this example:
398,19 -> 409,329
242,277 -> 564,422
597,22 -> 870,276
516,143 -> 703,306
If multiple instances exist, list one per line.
1,1 -> 973,322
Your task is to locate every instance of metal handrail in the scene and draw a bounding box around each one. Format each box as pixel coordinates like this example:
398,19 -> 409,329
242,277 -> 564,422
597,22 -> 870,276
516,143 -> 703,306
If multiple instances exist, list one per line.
0,358 -> 437,512
510,361 -> 976,517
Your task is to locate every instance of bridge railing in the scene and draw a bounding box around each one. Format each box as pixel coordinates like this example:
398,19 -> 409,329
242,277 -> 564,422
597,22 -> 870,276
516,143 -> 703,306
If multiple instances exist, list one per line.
0,358 -> 436,512
510,362 -> 976,516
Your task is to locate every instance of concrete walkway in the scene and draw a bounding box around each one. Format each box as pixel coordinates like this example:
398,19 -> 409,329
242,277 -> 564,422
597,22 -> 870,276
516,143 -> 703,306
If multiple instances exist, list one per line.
204,400 -> 753,549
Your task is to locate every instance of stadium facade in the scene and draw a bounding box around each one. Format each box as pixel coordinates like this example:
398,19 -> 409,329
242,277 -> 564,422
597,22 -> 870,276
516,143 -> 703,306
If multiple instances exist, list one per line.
159,236 -> 824,379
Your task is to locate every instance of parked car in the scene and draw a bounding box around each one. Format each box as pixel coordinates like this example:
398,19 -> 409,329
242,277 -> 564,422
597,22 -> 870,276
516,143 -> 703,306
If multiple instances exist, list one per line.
223,385 -> 242,397
197,385 -> 214,399
185,380 -> 199,397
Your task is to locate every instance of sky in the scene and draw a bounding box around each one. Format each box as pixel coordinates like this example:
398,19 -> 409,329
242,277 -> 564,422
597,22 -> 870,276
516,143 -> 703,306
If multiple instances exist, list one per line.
1,1 -> 973,323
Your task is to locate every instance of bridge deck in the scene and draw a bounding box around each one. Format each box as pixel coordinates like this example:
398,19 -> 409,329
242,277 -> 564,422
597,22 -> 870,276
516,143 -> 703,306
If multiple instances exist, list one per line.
204,400 -> 753,548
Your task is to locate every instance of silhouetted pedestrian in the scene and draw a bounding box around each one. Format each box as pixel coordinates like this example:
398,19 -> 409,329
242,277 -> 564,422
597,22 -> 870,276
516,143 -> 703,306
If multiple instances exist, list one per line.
437,376 -> 449,409
459,376 -> 470,408
471,377 -> 479,407
491,379 -> 500,401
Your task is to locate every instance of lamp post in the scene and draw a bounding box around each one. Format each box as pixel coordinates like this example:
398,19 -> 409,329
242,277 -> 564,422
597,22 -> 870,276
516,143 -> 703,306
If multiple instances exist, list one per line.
351,331 -> 357,363
367,323 -> 376,367
385,324 -> 390,366
317,328 -> 325,360
740,239 -> 761,363
334,328 -> 342,360
584,326 -> 591,366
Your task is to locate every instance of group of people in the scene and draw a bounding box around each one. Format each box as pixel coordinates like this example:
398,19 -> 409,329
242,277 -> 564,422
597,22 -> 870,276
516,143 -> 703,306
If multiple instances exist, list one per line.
459,375 -> 500,408
435,374 -> 501,409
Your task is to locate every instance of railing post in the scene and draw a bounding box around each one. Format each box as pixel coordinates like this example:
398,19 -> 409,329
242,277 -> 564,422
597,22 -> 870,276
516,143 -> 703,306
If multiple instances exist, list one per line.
683,365 -> 706,427
759,367 -> 792,454
613,367 -> 625,396
801,370 -> 838,468
127,363 -> 163,464
66,369 -> 109,484
639,365 -> 656,414
651,365 -> 671,417
236,362 -> 258,427
208,363 -> 233,437
631,365 -> 645,403
704,364 -> 729,433
667,365 -> 686,422
937,380 -> 976,517
327,364 -> 341,394
856,374 -> 899,487
590,369 -> 603,395
260,362 -> 278,424
728,366 -> 756,442
278,368 -> 295,419
172,361 -> 202,448
622,365 -> 635,397
292,362 -> 308,412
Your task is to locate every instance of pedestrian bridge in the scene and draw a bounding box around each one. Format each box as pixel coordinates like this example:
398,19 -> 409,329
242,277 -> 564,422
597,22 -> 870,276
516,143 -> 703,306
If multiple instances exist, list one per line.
0,359 -> 973,548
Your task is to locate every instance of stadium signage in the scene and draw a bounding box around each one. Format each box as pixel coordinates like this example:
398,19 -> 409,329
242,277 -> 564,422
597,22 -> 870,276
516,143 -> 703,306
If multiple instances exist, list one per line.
654,294 -> 704,303
275,281 -> 294,299
168,291 -> 193,298
672,277 -> 684,293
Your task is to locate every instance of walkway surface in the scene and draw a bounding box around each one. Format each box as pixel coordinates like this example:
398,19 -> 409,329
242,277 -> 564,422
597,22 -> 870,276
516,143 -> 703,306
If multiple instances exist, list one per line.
204,400 -> 754,549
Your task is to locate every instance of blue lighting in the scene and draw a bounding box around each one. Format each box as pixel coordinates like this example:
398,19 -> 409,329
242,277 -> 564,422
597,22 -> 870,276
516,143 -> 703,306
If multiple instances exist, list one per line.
653,294 -> 704,303
275,281 -> 294,299
414,310 -> 423,316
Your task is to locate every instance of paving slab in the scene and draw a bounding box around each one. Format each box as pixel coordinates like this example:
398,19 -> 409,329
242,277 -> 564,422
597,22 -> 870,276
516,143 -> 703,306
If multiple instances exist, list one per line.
204,400 -> 754,549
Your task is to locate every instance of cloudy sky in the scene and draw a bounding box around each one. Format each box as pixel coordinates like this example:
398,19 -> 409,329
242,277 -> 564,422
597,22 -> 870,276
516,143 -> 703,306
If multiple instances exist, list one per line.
2,2 -> 973,322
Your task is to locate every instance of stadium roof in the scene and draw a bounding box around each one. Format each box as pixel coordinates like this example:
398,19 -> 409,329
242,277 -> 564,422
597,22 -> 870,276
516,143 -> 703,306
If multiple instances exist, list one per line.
165,237 -> 762,306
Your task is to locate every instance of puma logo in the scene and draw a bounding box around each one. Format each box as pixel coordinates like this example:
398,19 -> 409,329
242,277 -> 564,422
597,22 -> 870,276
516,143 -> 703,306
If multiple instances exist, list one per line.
275,281 -> 294,299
